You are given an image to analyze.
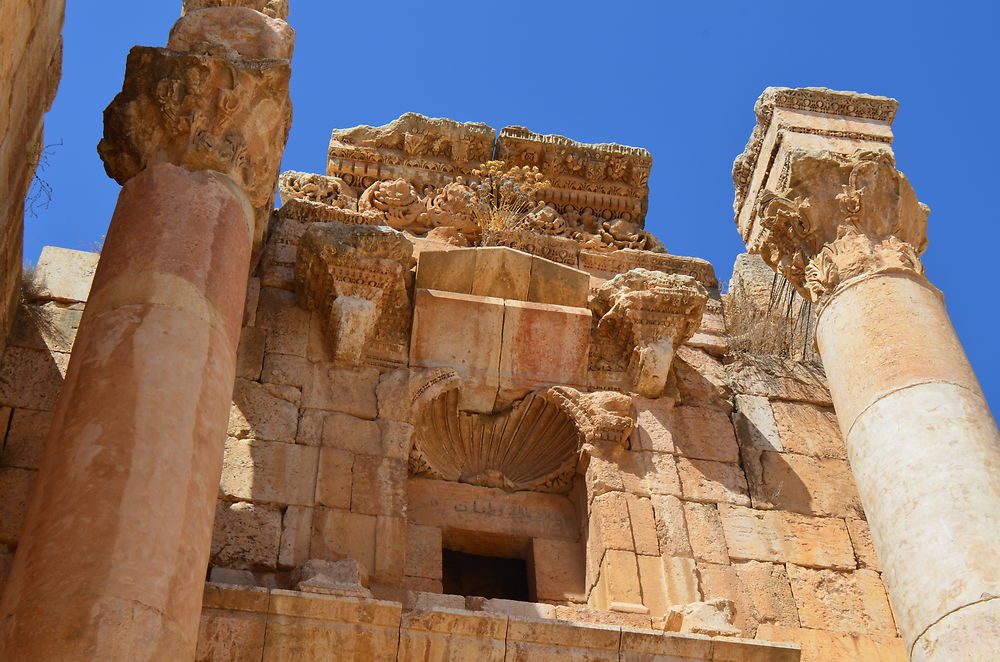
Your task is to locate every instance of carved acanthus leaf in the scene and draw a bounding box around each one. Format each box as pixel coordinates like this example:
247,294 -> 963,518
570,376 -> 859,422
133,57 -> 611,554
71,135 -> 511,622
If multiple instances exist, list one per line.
754,149 -> 929,302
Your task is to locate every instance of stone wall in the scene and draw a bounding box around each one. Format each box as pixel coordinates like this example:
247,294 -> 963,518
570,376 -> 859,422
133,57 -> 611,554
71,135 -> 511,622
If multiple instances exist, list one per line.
0,0 -> 65,360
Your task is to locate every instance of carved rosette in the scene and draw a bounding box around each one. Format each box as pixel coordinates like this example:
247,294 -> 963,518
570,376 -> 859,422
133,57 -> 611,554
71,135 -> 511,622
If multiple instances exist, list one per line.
589,269 -> 708,397
754,149 -> 929,303
294,222 -> 414,367
409,383 -> 634,493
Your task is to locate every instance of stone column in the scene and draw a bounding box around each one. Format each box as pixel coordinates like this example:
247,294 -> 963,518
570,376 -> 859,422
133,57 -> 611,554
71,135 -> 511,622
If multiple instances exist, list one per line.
748,148 -> 1000,661
0,4 -> 293,660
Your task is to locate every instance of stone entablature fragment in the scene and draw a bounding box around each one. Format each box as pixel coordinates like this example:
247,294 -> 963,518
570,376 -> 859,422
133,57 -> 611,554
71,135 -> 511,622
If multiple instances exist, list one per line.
294,222 -> 414,367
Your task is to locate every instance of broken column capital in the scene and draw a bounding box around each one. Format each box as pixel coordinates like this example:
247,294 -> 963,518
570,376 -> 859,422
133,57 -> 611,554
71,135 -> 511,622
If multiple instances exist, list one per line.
294,222 -> 414,366
182,0 -> 290,21
755,149 -> 929,303
589,269 -> 707,398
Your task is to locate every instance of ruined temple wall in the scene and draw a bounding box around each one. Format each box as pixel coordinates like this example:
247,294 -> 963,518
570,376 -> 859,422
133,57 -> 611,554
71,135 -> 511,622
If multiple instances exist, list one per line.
0,0 -> 65,361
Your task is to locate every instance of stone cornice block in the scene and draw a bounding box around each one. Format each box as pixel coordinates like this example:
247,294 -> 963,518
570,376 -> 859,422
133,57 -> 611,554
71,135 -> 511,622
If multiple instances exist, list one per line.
733,87 -> 899,250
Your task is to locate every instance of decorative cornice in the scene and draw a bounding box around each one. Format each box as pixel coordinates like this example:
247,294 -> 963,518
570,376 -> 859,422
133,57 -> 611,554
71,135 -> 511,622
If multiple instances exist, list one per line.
753,149 -> 928,304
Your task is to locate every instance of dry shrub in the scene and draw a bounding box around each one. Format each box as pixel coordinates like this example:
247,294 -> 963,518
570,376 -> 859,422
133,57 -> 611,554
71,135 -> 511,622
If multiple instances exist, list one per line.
724,271 -> 819,363
464,160 -> 550,235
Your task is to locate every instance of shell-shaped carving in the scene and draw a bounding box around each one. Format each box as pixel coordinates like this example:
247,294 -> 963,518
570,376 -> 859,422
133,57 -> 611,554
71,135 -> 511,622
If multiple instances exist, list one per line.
411,388 -> 581,493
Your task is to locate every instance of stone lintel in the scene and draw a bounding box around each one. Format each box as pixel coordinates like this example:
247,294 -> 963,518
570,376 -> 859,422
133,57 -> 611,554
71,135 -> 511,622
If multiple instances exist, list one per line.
733,87 -> 899,250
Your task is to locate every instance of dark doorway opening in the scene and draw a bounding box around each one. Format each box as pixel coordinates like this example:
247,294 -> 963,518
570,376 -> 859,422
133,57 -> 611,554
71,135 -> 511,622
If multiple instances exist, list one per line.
441,548 -> 530,601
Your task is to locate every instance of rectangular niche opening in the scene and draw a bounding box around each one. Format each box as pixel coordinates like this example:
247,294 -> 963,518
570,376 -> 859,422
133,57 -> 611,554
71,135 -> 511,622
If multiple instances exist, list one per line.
441,528 -> 533,601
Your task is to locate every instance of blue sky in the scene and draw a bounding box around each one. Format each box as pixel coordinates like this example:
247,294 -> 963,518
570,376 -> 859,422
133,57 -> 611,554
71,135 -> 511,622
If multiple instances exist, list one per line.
27,1 -> 999,411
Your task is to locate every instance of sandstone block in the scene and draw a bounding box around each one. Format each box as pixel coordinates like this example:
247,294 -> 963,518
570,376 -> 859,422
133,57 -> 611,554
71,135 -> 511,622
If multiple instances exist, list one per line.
302,362 -> 379,419
602,549 -> 645,614
294,558 -> 371,597
498,299 -> 590,400
742,449 -> 863,518
770,400 -> 846,459
168,6 -> 295,61
315,448 -> 352,509
235,326 -> 266,380
229,378 -> 298,442
0,467 -> 35,544
261,352 -> 308,388
724,354 -> 832,406
374,516 -> 407,585
351,454 -> 407,516
210,500 -> 282,569
591,491 -> 635,552
676,457 -> 750,506
472,597 -> 556,620
415,248 -> 477,294
624,493 -> 660,556
504,615 -> 620,661
255,287 -> 310,357
10,302 -> 82,354
683,501 -> 730,564
674,345 -> 731,408
377,419 -> 413,461
311,507 -> 377,575
197,603 -> 267,662
221,438 -> 318,506
320,412 -> 381,454
263,591 -> 401,660
532,538 -> 585,602
399,607 -> 507,662
406,524 -> 443,580
410,289 -> 504,412
278,505 -> 313,569
295,409 -> 324,445
244,277 -> 261,327
472,246 -> 532,300
665,598 -> 741,637
584,453 -> 625,499
2,408 -> 51,469
404,576 -> 443,594
847,518 -> 881,571
618,450 -> 681,498
787,565 -> 896,639
651,494 -> 693,558
407,478 -> 578,541
673,405 -> 740,462
734,561 -> 800,631
755,624 -> 906,662
695,563 -> 759,636
553,605 -> 651,630
528,254 -> 590,308
618,628 -> 714,661
403,591 -> 466,611
733,394 -> 782,451
632,397 -> 675,453
29,246 -> 99,303
719,504 -> 855,570
0,346 -> 64,411
376,367 -> 411,422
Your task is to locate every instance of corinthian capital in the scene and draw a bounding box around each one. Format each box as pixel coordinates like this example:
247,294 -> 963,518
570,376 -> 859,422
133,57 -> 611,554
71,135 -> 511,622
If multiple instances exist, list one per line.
754,149 -> 929,302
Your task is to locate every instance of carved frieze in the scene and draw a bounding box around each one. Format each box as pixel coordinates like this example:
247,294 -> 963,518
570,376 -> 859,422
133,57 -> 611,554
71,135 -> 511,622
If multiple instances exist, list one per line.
99,46 -> 292,215
579,250 -> 718,290
753,149 -> 928,303
410,383 -> 634,493
589,269 -> 708,397
294,222 -> 415,367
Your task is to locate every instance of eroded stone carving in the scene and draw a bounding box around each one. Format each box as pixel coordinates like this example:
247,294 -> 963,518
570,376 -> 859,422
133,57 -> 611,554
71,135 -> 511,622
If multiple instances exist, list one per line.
410,383 -> 633,493
294,222 -> 414,367
98,47 -> 292,215
357,179 -> 427,230
589,269 -> 708,397
182,0 -> 289,20
168,7 -> 294,60
754,149 -> 929,303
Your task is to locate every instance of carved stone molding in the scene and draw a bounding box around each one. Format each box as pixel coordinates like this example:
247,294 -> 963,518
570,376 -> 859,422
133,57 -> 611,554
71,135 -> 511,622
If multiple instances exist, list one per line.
589,269 -> 708,397
754,149 -> 929,303
99,47 -> 292,215
409,383 -> 634,493
294,222 -> 414,367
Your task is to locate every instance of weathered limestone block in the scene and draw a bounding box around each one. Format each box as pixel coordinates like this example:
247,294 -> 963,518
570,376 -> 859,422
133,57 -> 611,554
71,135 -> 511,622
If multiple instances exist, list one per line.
734,561 -> 801,631
1,408 -> 52,469
589,269 -> 707,397
532,538 -> 585,602
733,394 -> 782,452
196,584 -> 269,662
718,504 -> 855,570
742,449 -> 863,518
405,523 -> 442,581
26,246 -> 98,303
351,454 -> 407,516
314,447 -> 352,509
664,598 -> 741,637
210,500 -> 281,569
682,501 -> 729,564
724,354 -> 831,405
756,624 -> 906,662
168,7 -> 294,60
255,286 -> 310,356
504,615 -> 620,662
651,494 -> 693,558
0,468 -> 35,545
675,457 -> 750,506
183,0 -> 289,20
228,377 -> 298,441
846,518 -> 881,571
786,565 -> 896,639
278,505 -> 312,569
770,400 -> 845,459
632,397 -> 675,453
399,607 -> 507,662
302,362 -> 379,418
294,222 -> 414,366
672,405 -> 740,463
220,438 -> 318,506
0,346 -> 65,411
235,326 -> 265,380
311,508 -> 376,576
9,301 -> 82,355
293,558 -> 371,598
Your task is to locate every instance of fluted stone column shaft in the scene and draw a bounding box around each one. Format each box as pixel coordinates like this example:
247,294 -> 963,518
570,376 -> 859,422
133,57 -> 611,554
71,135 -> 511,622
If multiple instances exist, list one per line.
815,270 -> 1000,661
0,164 -> 253,660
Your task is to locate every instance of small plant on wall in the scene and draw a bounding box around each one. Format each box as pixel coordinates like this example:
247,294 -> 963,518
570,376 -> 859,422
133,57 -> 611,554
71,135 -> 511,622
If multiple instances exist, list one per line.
463,160 -> 550,234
